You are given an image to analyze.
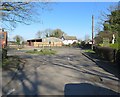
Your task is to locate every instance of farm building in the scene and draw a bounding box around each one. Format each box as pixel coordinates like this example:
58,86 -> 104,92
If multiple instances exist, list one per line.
61,35 -> 78,45
27,37 -> 63,47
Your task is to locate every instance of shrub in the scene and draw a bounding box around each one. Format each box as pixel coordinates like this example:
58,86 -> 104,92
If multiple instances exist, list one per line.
116,49 -> 120,65
80,41 -> 92,49
93,45 -> 96,52
2,48 -> 7,59
117,37 -> 120,49
94,46 -> 116,62
71,42 -> 80,47
85,44 -> 92,49
109,43 -> 119,50
81,41 -> 85,47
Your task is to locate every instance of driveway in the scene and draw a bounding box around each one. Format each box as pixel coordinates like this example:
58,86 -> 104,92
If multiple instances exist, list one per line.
2,47 -> 120,95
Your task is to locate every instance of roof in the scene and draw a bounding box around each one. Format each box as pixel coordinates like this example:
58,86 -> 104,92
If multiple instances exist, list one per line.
27,37 -> 62,42
61,36 -> 77,40
42,37 -> 62,42
27,38 -> 42,41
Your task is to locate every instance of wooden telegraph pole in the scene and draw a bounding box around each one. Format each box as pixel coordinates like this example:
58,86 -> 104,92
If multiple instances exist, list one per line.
92,15 -> 94,49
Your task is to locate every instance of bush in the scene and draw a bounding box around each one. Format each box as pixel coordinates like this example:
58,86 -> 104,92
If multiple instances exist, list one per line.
117,37 -> 120,49
94,46 -> 116,62
109,43 -> 119,50
81,41 -> 85,47
85,44 -> 92,49
71,42 -> 80,47
2,48 -> 7,59
116,49 -> 120,65
80,41 -> 92,49
93,45 -> 96,52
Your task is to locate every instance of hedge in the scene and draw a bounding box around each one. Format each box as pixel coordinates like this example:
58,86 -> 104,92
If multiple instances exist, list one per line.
80,41 -> 92,49
93,46 -> 116,62
2,48 -> 7,59
116,49 -> 120,65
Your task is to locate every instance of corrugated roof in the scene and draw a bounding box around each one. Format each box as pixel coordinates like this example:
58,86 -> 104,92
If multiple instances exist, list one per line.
62,36 -> 77,40
42,37 -> 62,42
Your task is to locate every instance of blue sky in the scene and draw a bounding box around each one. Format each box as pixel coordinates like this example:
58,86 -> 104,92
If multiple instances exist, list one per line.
9,2 -> 117,41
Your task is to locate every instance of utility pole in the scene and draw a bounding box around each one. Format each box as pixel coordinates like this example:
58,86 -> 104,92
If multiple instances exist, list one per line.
92,15 -> 94,49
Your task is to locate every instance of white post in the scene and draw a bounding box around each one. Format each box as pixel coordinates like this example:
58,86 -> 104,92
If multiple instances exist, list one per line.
112,34 -> 115,44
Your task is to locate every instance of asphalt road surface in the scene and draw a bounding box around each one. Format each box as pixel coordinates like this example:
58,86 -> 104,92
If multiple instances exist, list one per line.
3,47 -> 120,95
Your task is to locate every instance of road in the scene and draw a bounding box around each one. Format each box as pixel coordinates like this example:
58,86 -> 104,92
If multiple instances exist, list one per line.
2,47 -> 120,95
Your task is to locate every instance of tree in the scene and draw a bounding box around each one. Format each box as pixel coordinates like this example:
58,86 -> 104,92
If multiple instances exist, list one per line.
50,29 -> 66,38
95,2 -> 120,48
94,31 -> 117,44
36,31 -> 43,38
39,28 -> 66,38
44,28 -> 53,37
103,10 -> 120,33
105,8 -> 120,49
1,2 -> 51,30
13,35 -> 24,47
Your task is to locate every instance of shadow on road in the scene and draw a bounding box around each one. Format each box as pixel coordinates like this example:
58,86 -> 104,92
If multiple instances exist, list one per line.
13,66 -> 41,96
64,83 -> 120,96
2,64 -> 41,96
32,54 -> 119,82
84,52 -> 120,80
2,47 -> 119,96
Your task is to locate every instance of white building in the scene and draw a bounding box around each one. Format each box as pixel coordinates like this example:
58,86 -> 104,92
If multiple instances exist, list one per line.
61,35 -> 78,45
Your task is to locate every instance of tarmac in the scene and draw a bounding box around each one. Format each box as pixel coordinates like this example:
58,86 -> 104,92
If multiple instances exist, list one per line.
2,47 -> 120,95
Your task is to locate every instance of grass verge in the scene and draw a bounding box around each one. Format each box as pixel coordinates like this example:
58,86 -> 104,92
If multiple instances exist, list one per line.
2,56 -> 20,71
26,49 -> 56,55
83,49 -> 95,53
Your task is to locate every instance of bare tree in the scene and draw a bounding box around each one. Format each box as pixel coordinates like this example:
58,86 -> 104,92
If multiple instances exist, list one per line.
44,28 -> 53,37
0,1 -> 52,30
13,35 -> 24,48
97,4 -> 119,31
85,34 -> 90,43
36,30 -> 43,38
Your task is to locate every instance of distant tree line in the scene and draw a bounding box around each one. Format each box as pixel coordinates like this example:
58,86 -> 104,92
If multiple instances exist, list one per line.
36,28 -> 67,38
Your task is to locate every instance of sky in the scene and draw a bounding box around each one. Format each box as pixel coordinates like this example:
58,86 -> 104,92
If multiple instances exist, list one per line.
8,2 -> 117,41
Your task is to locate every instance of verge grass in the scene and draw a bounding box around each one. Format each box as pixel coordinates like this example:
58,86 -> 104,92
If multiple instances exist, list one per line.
26,49 -> 56,55
1,56 -> 20,71
83,49 -> 95,53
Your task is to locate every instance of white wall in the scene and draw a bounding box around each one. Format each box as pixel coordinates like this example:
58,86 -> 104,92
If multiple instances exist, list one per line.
63,40 -> 78,45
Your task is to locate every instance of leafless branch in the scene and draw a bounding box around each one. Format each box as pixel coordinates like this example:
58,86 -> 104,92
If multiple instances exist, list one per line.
0,2 -> 52,30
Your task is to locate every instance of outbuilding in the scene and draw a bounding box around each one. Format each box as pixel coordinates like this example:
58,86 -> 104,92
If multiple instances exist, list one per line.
27,37 -> 63,47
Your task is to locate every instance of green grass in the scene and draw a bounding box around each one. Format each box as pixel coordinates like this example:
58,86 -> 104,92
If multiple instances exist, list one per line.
1,58 -> 11,68
98,44 -> 104,47
98,43 -> 119,50
83,49 -> 95,53
1,56 -> 20,70
109,43 -> 119,50
26,49 -> 56,55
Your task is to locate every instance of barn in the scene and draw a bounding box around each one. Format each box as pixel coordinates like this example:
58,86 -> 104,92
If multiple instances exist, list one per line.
27,37 -> 63,47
